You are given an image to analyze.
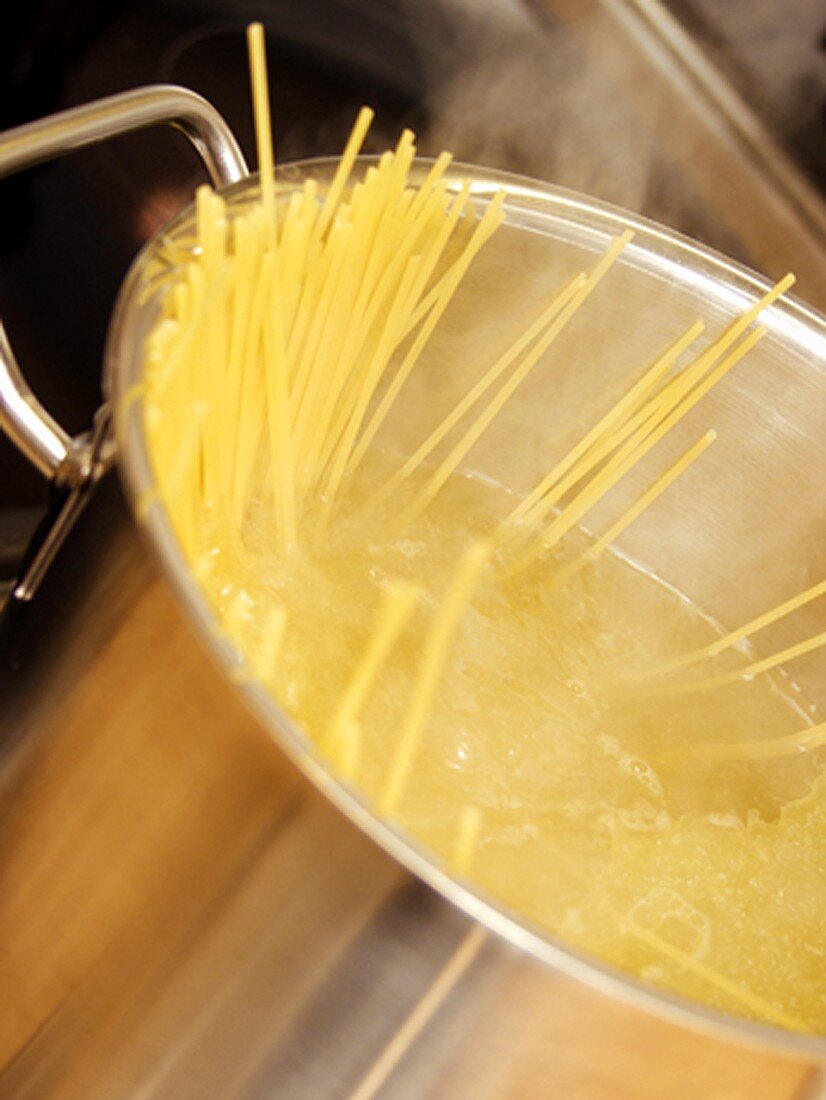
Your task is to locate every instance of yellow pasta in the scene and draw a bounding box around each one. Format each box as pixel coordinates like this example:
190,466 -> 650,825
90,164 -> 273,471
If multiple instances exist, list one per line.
138,24 -> 825,1035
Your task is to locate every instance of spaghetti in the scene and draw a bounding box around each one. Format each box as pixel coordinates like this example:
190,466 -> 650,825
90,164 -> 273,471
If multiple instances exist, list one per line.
137,23 -> 825,1035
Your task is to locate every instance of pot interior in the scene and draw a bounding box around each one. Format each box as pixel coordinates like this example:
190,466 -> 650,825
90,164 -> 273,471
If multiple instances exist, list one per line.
107,158 -> 826,1057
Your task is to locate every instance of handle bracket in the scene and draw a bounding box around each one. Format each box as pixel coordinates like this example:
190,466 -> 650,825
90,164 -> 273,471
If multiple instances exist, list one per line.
0,85 -> 248,599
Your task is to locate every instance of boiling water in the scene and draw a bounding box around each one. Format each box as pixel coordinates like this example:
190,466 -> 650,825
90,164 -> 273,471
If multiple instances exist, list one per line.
200,457 -> 824,1033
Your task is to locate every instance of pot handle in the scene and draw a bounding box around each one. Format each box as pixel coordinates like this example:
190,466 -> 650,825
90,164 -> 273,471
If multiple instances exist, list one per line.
0,85 -> 248,601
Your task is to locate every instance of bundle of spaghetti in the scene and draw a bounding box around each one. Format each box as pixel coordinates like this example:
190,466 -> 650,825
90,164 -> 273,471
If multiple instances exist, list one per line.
142,35 -> 523,558
141,24 -> 809,730
149,27 -> 813,724
499,310 -> 792,578
148,22 -> 765,581
378,231 -> 636,528
461,270 -> 789,580
544,428 -> 717,593
504,274 -> 794,538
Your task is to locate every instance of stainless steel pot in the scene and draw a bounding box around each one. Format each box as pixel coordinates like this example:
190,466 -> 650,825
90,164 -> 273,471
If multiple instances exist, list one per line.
1,86 -> 824,1062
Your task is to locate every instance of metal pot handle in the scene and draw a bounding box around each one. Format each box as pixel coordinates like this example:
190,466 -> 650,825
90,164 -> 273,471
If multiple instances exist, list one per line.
0,85 -> 248,601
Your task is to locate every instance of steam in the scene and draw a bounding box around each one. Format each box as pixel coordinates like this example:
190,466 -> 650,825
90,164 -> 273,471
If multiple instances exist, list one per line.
401,0 -> 655,213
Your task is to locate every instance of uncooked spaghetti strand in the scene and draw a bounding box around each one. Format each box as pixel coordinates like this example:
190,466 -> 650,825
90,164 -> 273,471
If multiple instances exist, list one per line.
406,151 -> 453,219
294,209 -> 391,477
549,429 -> 716,591
506,319 -> 705,530
315,106 -> 375,240
291,224 -> 364,470
629,924 -> 811,1033
289,222 -> 354,434
320,255 -> 427,514
380,541 -> 490,816
719,272 -> 795,343
359,167 -> 452,311
280,183 -> 323,358
309,231 -> 422,479
671,721 -> 826,764
195,184 -> 225,272
246,23 -> 277,245
371,270 -> 590,506
195,188 -> 230,504
286,183 -> 363,401
588,430 -> 717,558
649,631 -> 826,696
303,176 -> 460,479
517,327 -> 735,536
337,718 -> 364,782
561,317 -> 765,538
160,264 -> 228,505
160,400 -> 205,505
397,272 -> 589,529
399,192 -> 491,333
220,212 -> 260,496
516,273 -> 794,535
520,326 -> 765,568
301,171 -> 387,401
530,325 -> 761,554
386,178 -> 467,319
399,190 -> 505,343
224,206 -> 269,503
644,579 -> 826,680
336,165 -> 444,380
403,232 -> 634,525
324,580 -> 421,754
294,257 -> 370,475
345,183 -> 492,477
298,152 -> 410,437
151,260 -> 229,403
357,176 -> 465,354
336,152 -> 398,294
201,278 -> 230,507
254,603 -> 288,681
451,806 -> 483,875
372,128 -> 416,223
231,246 -> 276,523
277,181 -> 319,336
351,131 -> 417,300
262,253 -> 297,549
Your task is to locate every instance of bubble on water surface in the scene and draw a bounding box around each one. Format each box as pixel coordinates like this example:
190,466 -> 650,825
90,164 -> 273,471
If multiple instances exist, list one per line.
619,755 -> 663,796
617,800 -> 671,831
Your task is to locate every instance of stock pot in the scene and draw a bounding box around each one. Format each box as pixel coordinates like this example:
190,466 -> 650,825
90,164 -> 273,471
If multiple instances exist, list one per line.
1,84 -> 824,1062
